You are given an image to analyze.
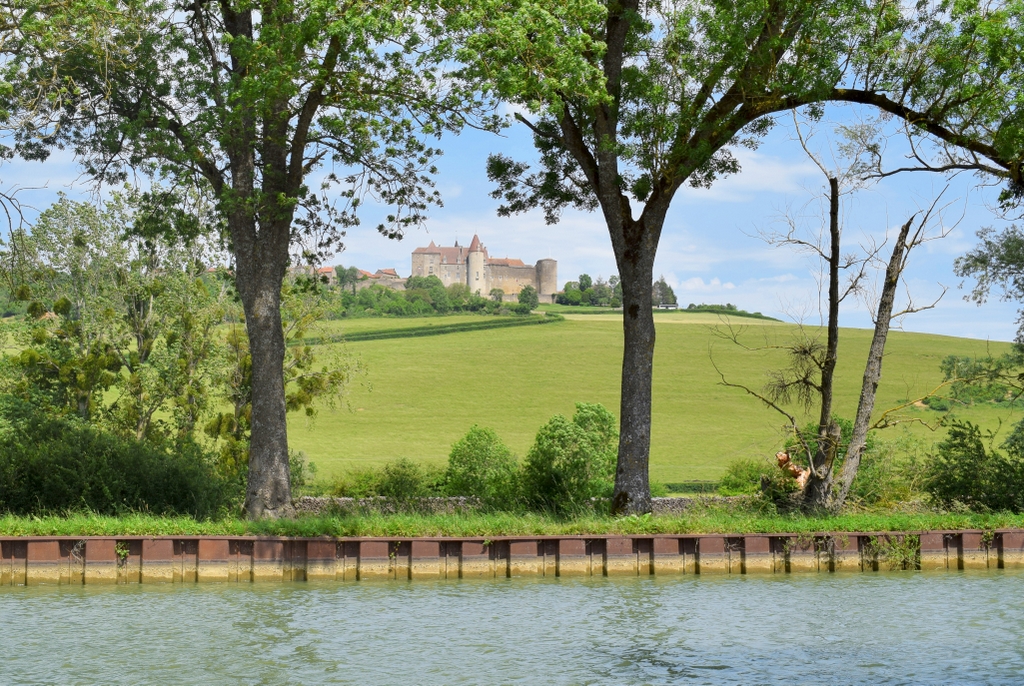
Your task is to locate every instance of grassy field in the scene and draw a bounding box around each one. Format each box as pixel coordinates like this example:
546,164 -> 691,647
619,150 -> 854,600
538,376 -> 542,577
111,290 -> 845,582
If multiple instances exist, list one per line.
287,311 -> 1019,484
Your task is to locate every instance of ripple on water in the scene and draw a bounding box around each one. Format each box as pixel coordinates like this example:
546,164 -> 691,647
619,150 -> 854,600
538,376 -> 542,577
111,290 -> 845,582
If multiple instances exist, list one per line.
2,571 -> 1024,684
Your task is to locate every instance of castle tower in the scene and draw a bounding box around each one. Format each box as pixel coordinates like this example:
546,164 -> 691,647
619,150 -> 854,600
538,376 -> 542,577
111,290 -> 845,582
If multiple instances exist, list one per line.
467,234 -> 486,294
535,258 -> 558,303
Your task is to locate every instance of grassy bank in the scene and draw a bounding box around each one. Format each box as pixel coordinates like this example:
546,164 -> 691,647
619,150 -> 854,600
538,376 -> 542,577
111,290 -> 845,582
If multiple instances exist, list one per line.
5,510 -> 1024,538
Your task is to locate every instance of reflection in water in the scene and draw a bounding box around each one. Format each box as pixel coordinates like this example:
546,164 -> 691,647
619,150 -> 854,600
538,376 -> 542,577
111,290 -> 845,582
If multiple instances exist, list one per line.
3,571 -> 1024,684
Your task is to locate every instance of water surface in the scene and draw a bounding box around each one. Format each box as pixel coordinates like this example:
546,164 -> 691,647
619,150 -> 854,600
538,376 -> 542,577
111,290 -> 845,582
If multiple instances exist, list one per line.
2,571 -> 1022,684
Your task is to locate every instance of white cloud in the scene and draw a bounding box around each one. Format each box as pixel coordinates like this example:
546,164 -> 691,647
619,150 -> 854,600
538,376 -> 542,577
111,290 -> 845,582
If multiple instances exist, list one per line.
676,148 -> 821,204
675,276 -> 736,292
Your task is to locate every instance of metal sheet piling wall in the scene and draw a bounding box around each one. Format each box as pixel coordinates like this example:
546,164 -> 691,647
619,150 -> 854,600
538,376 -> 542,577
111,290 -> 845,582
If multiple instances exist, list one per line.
1,530 -> 1021,585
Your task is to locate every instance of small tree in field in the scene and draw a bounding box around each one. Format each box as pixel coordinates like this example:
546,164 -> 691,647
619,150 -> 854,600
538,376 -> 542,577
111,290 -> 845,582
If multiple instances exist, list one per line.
335,266 -> 362,295
518,284 -> 539,310
652,277 -> 676,307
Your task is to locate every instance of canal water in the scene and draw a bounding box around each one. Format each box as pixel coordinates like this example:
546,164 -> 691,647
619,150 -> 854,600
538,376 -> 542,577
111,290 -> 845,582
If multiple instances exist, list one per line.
3,571 -> 1023,684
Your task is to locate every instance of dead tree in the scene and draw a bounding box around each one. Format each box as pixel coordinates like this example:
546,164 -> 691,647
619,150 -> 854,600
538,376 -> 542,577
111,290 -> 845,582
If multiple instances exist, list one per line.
715,116 -> 954,511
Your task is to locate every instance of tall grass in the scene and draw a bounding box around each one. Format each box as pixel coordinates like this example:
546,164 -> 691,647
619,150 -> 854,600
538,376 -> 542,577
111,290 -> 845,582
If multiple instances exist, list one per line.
4,508 -> 1023,538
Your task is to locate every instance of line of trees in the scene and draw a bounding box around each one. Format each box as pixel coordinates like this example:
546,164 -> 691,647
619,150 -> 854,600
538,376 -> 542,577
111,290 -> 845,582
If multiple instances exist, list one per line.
327,274 -> 537,317
556,273 -> 677,308
557,273 -> 621,306
3,0 -> 1023,517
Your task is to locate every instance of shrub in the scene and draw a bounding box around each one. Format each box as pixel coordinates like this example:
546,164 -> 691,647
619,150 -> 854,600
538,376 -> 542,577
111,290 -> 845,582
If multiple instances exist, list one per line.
926,420 -> 1024,512
849,433 -> 929,505
0,399 -> 236,517
921,396 -> 952,412
377,458 -> 443,501
718,458 -> 771,495
289,450 -> 318,495
717,457 -> 798,502
512,302 -> 533,315
329,468 -> 385,498
330,458 -> 443,502
783,416 -> 875,469
523,402 -> 617,513
445,426 -> 520,510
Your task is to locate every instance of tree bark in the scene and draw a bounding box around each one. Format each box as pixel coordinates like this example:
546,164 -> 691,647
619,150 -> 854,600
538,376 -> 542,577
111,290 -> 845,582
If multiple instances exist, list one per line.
832,216 -> 915,509
611,218 -> 656,515
222,124 -> 294,517
236,254 -> 293,519
802,177 -> 841,510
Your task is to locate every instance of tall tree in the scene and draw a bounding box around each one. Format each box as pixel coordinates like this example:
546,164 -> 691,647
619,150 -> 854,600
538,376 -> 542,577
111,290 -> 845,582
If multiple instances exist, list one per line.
453,0 -> 1024,513
3,0 -> 492,516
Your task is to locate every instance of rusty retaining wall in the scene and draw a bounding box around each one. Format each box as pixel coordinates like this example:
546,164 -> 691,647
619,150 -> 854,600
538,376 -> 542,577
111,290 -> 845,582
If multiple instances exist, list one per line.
2,531 -> 1023,585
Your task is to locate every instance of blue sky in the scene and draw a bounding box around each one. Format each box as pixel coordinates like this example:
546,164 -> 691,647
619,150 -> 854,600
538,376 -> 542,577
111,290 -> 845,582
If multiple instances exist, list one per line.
3,103 -> 1021,342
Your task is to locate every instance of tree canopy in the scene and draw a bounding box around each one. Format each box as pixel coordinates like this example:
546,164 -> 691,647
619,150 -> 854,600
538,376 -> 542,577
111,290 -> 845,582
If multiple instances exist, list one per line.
1,0 -> 496,517
451,0 -> 1024,513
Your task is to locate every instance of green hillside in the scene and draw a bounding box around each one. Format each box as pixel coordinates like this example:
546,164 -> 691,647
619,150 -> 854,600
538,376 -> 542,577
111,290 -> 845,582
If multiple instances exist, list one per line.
287,311 -> 1019,483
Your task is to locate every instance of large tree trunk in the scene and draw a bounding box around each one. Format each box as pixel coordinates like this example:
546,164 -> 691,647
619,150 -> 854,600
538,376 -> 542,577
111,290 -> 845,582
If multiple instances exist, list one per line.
832,216 -> 915,509
802,178 -> 841,510
609,216 -> 660,515
228,185 -> 294,517
237,266 -> 293,518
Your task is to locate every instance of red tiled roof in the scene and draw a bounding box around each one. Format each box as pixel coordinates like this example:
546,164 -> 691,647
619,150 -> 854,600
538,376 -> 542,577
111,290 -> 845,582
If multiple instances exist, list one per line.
438,246 -> 467,264
376,268 -> 399,277
413,235 -> 493,263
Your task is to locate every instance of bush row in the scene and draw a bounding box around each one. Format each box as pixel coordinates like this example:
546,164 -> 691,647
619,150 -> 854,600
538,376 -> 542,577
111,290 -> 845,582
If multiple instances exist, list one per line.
328,277 -> 537,319
293,313 -> 561,346
0,398 -> 240,517
330,403 -> 622,514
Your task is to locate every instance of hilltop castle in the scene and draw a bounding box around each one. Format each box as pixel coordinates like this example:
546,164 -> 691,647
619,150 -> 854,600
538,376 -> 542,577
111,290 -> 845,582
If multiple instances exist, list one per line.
410,235 -> 557,303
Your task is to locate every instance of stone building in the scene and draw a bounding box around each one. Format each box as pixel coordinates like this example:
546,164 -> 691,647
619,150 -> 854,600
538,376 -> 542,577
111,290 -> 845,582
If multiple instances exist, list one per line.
410,234 -> 557,303
355,268 -> 405,291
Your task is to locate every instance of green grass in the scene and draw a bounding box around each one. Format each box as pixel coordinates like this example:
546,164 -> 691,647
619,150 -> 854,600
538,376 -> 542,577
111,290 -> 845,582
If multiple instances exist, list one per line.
288,314 -> 1017,484
537,303 -> 624,315
537,304 -> 778,320
3,510 -> 1023,537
